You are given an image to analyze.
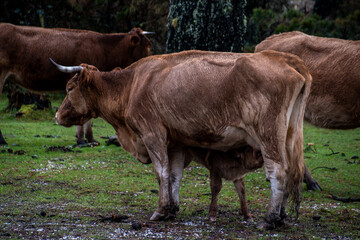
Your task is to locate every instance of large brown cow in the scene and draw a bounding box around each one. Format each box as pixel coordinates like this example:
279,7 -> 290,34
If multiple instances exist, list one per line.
255,31 -> 360,191
52,49 -> 311,229
0,22 -> 152,145
255,31 -> 360,129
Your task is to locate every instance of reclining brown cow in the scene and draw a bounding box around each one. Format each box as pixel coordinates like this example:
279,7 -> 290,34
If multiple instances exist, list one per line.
0,22 -> 152,145
183,146 -> 263,222
255,31 -> 360,191
52,49 -> 311,229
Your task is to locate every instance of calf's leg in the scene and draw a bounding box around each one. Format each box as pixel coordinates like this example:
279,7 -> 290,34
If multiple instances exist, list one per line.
209,171 -> 222,221
233,178 -> 253,221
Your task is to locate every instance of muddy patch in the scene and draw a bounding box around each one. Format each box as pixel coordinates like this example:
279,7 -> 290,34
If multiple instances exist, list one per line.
45,146 -> 73,153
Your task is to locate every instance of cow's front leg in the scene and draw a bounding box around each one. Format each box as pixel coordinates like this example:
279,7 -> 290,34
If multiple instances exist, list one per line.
76,125 -> 86,145
84,120 -> 99,145
76,121 -> 99,145
142,135 -> 173,221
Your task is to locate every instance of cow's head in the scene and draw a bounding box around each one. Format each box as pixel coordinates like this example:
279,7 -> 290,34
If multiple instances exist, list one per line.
232,146 -> 264,171
50,58 -> 99,127
127,28 -> 153,60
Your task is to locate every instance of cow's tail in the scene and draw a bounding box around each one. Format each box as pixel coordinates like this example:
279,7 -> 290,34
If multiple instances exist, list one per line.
284,54 -> 312,216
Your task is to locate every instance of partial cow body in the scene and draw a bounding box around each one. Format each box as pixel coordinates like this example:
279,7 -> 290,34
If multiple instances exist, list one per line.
255,31 -> 360,191
183,146 -> 263,221
0,23 -> 151,145
54,50 -> 311,229
255,31 -> 360,129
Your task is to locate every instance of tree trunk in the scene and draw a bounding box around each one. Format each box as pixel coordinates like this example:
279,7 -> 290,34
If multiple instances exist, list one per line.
167,0 -> 247,53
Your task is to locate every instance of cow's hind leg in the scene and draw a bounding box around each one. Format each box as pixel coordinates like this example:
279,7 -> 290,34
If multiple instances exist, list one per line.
169,149 -> 186,216
303,165 -> 322,190
260,159 -> 288,230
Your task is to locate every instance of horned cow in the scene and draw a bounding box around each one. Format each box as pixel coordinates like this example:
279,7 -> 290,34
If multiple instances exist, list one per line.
53,50 -> 311,229
0,23 -> 152,145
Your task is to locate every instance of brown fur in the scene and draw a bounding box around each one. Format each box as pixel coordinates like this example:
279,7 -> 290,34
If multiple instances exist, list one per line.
55,50 -> 311,228
0,22 -> 151,145
255,31 -> 360,129
184,146 -> 263,221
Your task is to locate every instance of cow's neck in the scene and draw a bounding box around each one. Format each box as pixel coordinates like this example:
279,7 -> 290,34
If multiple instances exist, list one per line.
87,69 -> 134,129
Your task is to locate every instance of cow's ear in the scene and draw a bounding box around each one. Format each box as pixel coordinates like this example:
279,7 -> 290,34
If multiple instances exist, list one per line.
79,64 -> 97,86
130,35 -> 140,46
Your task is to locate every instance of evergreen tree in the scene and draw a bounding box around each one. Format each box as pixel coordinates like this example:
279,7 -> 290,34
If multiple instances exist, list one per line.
167,0 -> 247,53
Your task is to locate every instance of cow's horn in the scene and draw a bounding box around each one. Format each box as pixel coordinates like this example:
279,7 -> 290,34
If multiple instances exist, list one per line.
142,31 -> 155,35
49,58 -> 83,73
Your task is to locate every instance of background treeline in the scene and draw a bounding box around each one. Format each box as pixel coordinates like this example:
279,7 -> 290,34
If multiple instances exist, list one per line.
1,0 -> 359,54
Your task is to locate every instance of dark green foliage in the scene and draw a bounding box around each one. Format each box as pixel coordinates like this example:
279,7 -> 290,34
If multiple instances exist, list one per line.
167,0 -> 247,53
245,7 -> 360,50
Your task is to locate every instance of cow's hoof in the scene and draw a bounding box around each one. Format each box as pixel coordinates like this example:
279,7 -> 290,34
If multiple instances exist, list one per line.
244,215 -> 254,222
150,211 -> 166,221
209,216 -> 217,222
258,220 -> 275,230
306,181 -> 322,191
89,140 -> 100,146
76,139 -> 87,145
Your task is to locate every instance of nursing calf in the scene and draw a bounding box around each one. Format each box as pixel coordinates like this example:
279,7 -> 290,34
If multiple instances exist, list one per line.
184,146 -> 263,221
53,50 -> 311,229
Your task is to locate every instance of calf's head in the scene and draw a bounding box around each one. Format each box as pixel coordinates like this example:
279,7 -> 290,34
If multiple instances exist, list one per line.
50,58 -> 99,127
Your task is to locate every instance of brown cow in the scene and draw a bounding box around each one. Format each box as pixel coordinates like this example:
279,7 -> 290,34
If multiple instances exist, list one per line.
53,49 -> 311,229
255,31 -> 360,191
0,22 -> 151,145
255,31 -> 360,129
183,146 -> 264,222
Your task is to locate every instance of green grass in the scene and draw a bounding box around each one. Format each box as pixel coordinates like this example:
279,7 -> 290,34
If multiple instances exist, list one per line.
0,95 -> 359,239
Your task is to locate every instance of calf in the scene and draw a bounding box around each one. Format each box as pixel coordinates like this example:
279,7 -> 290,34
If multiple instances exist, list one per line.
184,146 -> 263,221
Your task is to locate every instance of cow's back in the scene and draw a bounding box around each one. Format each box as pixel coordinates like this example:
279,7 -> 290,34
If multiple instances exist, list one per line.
0,23 -> 151,92
255,31 -> 360,129
126,50 -> 309,150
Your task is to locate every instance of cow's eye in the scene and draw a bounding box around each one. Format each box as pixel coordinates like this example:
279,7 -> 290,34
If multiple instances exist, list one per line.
67,87 -> 73,92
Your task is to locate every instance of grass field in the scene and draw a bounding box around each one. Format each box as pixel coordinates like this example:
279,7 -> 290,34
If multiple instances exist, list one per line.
0,95 -> 359,239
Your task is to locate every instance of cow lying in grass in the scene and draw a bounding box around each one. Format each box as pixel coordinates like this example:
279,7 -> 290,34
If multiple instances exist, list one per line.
52,49 -> 311,229
183,146 -> 263,221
